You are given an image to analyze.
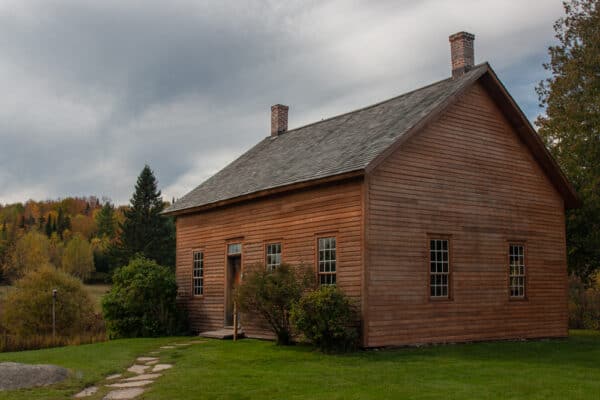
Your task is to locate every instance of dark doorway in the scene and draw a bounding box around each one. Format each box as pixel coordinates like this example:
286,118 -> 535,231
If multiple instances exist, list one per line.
225,255 -> 241,326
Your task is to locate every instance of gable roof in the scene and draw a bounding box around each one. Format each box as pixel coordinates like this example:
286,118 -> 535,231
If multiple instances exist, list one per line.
165,63 -> 579,215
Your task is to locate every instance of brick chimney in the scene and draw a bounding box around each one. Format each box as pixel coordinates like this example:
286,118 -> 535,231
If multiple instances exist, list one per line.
449,31 -> 475,78
271,104 -> 289,136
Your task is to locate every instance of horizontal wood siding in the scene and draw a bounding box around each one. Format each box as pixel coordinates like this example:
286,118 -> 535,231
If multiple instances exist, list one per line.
366,82 -> 567,346
176,179 -> 364,338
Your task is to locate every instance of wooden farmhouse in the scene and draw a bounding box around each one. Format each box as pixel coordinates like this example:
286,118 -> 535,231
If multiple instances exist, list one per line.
164,32 -> 579,347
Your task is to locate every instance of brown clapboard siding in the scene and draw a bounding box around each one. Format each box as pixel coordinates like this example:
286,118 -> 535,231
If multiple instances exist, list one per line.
365,81 -> 567,347
175,178 -> 364,338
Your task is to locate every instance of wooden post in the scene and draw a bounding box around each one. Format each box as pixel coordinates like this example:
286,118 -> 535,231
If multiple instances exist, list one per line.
52,289 -> 57,340
233,300 -> 238,341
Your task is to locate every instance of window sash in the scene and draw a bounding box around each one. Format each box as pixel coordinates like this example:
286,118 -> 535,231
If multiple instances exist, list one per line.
266,243 -> 282,271
318,237 -> 336,285
429,239 -> 449,298
193,251 -> 204,296
509,244 -> 525,298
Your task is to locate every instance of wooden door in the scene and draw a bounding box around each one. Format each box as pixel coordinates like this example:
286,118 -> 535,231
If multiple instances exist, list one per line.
225,255 -> 241,326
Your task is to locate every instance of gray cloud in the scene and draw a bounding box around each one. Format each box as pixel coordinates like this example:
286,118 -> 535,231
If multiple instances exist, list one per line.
0,0 -> 564,204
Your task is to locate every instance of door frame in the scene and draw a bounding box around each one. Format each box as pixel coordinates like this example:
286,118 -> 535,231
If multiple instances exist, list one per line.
224,241 -> 243,327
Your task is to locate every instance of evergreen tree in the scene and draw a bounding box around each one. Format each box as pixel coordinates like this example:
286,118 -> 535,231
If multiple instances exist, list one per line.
96,202 -> 117,239
536,0 -> 600,280
112,165 -> 175,268
19,215 -> 25,229
45,215 -> 53,237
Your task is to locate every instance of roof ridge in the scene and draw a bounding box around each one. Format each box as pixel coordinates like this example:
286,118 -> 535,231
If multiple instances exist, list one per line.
278,63 -> 488,137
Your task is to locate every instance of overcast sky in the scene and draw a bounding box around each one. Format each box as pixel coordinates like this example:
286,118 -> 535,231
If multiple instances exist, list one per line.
0,0 -> 564,205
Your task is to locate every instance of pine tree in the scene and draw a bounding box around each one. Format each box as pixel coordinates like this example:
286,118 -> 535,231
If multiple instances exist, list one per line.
536,0 -> 600,280
96,202 -> 117,239
45,215 -> 53,237
112,165 -> 175,268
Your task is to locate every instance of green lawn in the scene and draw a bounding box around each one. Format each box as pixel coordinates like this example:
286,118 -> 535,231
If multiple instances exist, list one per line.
1,331 -> 600,400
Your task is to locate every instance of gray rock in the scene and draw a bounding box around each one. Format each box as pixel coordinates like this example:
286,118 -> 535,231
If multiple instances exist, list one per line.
0,362 -> 69,390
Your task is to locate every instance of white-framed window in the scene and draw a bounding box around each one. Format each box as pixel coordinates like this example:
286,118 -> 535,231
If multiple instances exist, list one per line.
430,239 -> 449,298
266,243 -> 282,272
193,251 -> 204,296
318,237 -> 336,285
509,244 -> 525,298
228,243 -> 242,256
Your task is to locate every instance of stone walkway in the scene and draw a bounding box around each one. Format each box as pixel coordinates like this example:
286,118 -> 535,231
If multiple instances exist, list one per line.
73,340 -> 205,400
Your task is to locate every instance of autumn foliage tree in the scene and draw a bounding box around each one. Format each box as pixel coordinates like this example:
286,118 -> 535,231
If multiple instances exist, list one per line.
62,233 -> 95,280
537,0 -> 600,280
2,231 -> 51,282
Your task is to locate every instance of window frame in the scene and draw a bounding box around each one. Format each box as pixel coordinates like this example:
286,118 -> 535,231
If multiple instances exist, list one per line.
316,234 -> 338,286
508,242 -> 527,300
427,234 -> 452,301
192,250 -> 204,297
265,242 -> 282,272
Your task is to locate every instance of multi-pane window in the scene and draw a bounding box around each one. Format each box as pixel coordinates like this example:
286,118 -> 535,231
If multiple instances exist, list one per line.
193,251 -> 204,296
318,237 -> 336,285
228,243 -> 242,256
266,243 -> 282,272
509,244 -> 525,298
430,239 -> 449,298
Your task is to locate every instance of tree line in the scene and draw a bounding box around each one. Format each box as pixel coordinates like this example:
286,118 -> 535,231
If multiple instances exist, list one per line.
0,165 -> 175,284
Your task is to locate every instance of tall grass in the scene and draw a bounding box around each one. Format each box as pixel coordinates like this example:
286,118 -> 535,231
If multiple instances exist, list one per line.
0,331 -> 107,352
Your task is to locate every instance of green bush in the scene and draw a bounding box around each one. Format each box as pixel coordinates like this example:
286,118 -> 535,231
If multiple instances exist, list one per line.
1,266 -> 98,337
569,273 -> 600,330
102,256 -> 187,338
291,285 -> 360,352
236,263 -> 315,345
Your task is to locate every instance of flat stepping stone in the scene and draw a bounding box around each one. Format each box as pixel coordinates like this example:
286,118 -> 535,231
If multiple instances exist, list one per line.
136,357 -> 158,362
152,364 -> 173,372
126,365 -> 149,374
74,386 -> 98,398
106,374 -> 122,380
173,343 -> 191,346
145,360 -> 159,365
106,380 -> 154,388
123,373 -> 162,382
159,345 -> 175,349
103,388 -> 145,399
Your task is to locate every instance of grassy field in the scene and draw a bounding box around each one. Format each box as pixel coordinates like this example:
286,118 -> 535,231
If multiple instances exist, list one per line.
1,331 -> 599,399
83,284 -> 111,312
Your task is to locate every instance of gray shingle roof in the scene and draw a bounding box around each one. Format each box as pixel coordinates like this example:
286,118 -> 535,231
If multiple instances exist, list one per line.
165,64 -> 488,214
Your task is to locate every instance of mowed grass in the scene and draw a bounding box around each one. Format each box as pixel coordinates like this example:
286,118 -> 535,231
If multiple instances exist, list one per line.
1,331 -> 599,400
144,331 -> 600,400
0,337 -> 180,400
